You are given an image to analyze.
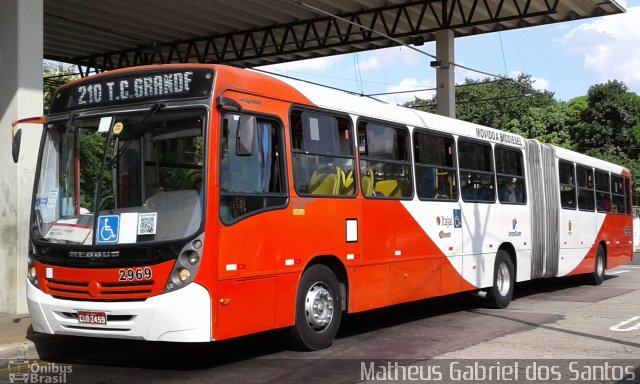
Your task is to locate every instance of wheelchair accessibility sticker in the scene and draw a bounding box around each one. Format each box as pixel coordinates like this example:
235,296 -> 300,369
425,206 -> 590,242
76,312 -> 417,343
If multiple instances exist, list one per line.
97,215 -> 120,244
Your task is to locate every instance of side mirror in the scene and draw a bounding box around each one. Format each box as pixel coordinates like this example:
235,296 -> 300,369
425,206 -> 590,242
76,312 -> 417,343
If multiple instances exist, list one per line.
12,129 -> 22,163
236,115 -> 256,156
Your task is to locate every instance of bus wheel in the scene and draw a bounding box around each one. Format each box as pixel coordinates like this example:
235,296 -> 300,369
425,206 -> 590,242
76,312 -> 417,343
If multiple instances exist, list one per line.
588,245 -> 606,285
288,264 -> 342,351
485,250 -> 515,309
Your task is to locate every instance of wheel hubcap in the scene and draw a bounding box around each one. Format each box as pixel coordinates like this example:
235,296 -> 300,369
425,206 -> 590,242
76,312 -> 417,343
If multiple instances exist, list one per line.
497,262 -> 511,297
304,282 -> 334,332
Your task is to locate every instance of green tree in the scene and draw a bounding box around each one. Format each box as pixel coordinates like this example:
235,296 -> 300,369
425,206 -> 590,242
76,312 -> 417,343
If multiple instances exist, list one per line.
571,80 -> 640,158
43,62 -> 77,112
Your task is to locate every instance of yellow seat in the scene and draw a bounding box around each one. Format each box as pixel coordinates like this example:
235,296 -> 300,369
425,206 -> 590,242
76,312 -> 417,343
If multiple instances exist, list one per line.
341,170 -> 354,195
361,169 -> 374,197
374,179 -> 402,197
308,166 -> 340,195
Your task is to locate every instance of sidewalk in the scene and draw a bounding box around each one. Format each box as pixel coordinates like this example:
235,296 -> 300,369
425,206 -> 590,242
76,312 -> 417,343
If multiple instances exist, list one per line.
0,314 -> 38,359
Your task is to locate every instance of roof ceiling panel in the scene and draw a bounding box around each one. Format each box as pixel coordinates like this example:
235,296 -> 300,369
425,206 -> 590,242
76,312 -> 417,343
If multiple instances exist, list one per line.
42,0 -> 625,72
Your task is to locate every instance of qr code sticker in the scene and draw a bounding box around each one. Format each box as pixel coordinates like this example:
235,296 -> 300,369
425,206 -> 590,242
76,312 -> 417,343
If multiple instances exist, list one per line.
137,212 -> 157,235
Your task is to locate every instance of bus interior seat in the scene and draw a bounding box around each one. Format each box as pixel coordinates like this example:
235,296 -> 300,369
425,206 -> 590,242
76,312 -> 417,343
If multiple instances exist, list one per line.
361,169 -> 374,196
374,179 -> 402,197
308,166 -> 340,195
341,169 -> 354,195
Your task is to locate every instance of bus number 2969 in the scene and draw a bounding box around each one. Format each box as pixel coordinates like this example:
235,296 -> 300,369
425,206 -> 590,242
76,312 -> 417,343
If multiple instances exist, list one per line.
118,267 -> 152,282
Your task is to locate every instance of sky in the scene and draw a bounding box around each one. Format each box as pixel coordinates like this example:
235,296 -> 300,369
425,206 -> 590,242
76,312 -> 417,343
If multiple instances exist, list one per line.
258,0 -> 640,105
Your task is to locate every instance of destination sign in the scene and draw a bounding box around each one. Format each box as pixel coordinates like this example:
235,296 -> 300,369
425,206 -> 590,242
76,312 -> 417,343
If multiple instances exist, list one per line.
49,69 -> 215,114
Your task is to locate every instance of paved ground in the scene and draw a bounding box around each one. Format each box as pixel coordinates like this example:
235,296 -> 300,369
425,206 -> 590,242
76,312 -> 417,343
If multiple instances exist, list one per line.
1,254 -> 639,383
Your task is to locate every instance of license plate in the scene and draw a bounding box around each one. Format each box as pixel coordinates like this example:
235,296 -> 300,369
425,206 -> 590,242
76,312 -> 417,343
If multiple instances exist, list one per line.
77,311 -> 107,326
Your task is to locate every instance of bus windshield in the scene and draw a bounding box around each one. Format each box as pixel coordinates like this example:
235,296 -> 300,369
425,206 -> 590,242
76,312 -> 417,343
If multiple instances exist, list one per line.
34,107 -> 206,245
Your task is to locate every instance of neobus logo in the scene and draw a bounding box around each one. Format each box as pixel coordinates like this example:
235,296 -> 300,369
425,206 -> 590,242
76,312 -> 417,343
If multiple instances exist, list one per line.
69,251 -> 120,258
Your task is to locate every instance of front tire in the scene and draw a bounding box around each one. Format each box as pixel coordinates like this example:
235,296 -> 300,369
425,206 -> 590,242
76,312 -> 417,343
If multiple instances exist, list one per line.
288,264 -> 342,351
588,245 -> 606,285
485,250 -> 515,309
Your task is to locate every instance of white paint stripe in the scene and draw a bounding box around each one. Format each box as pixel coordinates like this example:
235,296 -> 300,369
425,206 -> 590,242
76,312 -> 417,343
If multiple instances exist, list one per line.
226,264 -> 237,271
609,270 -> 630,275
610,316 -> 640,332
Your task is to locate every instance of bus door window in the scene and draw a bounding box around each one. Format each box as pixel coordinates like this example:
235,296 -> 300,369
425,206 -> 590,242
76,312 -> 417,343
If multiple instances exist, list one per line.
358,121 -> 412,199
576,165 -> 595,211
457,140 -> 495,203
559,161 -> 577,209
290,110 -> 355,197
611,175 -> 626,214
495,147 -> 526,204
595,170 -> 611,212
219,113 -> 287,224
413,130 -> 457,201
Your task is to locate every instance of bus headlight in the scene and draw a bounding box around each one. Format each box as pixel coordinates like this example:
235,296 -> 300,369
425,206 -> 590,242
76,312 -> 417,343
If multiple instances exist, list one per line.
165,234 -> 204,293
27,257 -> 38,286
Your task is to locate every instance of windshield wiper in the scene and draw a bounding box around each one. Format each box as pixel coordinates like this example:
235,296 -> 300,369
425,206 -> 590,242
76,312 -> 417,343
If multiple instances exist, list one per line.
110,103 -> 165,167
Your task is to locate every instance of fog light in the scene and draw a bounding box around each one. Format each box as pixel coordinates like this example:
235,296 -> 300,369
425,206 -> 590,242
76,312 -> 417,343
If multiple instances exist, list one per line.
193,239 -> 202,249
187,251 -> 199,265
178,268 -> 191,282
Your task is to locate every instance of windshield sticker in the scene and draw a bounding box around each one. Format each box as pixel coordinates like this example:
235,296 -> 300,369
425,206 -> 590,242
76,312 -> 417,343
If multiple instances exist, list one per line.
119,212 -> 139,244
45,224 -> 91,243
137,212 -> 157,235
46,189 -> 58,208
35,195 -> 48,209
97,215 -> 120,244
113,122 -> 124,135
98,116 -> 113,133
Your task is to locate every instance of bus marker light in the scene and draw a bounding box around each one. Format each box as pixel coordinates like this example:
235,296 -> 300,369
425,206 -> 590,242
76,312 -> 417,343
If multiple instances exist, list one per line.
448,247 -> 453,251
178,268 -> 191,282
28,266 -> 37,281
394,250 -> 402,256
226,264 -> 237,271
346,254 -> 355,260
285,259 -> 295,266
220,298 -> 231,306
46,267 -> 53,279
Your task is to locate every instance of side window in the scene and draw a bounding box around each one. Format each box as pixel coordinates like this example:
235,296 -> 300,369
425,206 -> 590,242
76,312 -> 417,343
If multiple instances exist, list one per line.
495,147 -> 526,204
559,161 -> 576,209
291,110 -> 355,197
611,175 -> 626,214
358,121 -> 412,199
219,113 -> 287,224
625,177 -> 632,216
458,140 -> 495,203
577,166 -> 595,211
595,170 -> 611,213
413,131 -> 457,201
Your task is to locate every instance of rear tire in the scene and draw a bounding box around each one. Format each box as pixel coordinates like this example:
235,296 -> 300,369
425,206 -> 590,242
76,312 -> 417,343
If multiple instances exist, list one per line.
588,245 -> 606,285
288,264 -> 342,351
485,250 -> 515,309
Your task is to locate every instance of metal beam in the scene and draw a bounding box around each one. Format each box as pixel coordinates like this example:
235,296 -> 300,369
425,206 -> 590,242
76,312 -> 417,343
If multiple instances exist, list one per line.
58,0 -> 560,74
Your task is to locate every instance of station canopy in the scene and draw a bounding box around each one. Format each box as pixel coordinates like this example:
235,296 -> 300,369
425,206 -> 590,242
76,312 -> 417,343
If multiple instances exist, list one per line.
44,0 -> 625,75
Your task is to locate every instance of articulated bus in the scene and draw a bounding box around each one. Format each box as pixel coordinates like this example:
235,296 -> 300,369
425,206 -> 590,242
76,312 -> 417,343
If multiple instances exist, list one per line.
12,64 -> 632,350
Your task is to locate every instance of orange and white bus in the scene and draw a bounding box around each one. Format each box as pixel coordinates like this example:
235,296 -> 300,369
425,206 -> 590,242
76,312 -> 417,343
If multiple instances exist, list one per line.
12,64 -> 633,350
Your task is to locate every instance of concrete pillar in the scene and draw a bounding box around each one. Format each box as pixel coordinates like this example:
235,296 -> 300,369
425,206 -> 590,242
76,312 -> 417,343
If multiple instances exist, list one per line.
435,29 -> 455,118
0,0 -> 44,314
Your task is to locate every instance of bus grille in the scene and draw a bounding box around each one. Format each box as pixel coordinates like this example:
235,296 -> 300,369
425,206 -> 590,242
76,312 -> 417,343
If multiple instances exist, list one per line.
45,279 -> 155,301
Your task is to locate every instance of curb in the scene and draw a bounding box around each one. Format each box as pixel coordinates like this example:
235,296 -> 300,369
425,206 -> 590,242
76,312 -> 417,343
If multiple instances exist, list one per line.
0,340 -> 38,360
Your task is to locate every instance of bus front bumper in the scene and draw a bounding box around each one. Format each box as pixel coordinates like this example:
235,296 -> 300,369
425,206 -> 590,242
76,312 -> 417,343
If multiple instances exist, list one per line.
27,279 -> 212,342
